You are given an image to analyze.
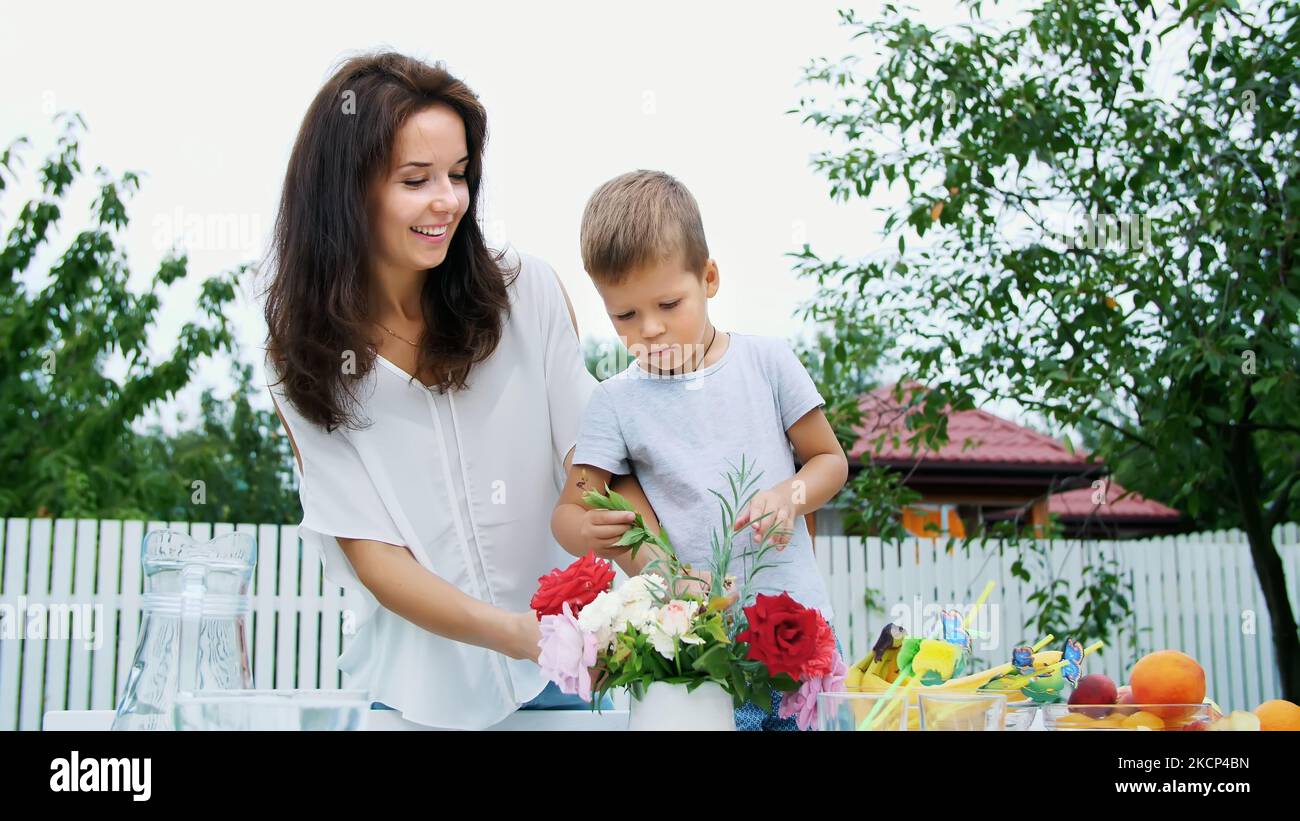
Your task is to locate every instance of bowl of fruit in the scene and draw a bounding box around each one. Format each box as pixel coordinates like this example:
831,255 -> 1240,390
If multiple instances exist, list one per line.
1044,649 -> 1222,730
1042,702 -> 1221,730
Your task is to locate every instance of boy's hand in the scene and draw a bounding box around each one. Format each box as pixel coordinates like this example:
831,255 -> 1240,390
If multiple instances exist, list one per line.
672,568 -> 739,609
733,488 -> 796,549
581,508 -> 638,557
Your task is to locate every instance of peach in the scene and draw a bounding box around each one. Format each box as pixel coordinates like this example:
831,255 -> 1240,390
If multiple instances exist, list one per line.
1253,699 -> 1300,731
1114,684 -> 1138,715
1129,650 -> 1205,720
1070,673 -> 1118,706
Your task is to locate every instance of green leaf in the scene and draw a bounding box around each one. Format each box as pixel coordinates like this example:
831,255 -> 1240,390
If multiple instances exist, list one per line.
690,644 -> 734,680
613,526 -> 644,546
605,487 -> 634,511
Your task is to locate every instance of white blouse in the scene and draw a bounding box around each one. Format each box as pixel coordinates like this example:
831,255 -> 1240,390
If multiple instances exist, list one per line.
262,248 -> 597,729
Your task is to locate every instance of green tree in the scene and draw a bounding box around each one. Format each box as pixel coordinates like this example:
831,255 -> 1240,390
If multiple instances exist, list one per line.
791,315 -> 922,542
0,114 -> 298,523
123,362 -> 301,524
792,0 -> 1300,696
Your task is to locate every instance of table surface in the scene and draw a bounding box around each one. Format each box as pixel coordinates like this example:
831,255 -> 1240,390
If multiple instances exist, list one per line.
43,708 -> 632,731
44,707 -> 1049,731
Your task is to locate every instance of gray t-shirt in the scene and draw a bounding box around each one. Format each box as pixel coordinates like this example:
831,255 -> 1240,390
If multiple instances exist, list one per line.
573,332 -> 833,621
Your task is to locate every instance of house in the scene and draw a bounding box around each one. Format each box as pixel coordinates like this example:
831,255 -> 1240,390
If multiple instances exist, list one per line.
813,383 -> 1184,539
985,479 -> 1185,539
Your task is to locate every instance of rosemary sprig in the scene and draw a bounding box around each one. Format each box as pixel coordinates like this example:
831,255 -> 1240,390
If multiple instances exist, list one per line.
581,484 -> 676,562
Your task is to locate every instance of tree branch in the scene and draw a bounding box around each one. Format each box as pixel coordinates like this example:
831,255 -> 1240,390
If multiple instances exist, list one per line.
1266,466 -> 1300,531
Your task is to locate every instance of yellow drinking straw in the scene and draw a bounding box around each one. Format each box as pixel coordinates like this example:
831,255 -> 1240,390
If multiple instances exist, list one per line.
962,580 -> 996,630
859,580 -> 996,730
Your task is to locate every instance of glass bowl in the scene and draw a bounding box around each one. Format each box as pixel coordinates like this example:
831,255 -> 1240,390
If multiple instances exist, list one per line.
1041,702 -> 1221,730
1004,700 -> 1039,731
817,691 -> 909,731
918,692 -> 1009,730
172,689 -> 371,731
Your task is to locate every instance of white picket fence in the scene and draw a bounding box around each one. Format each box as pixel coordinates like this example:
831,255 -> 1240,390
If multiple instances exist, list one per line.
816,524 -> 1300,714
1,518 -> 1296,730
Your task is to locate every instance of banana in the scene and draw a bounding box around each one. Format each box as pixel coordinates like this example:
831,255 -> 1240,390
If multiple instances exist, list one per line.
880,647 -> 902,682
979,676 -> 1024,693
868,645 -> 901,681
856,660 -> 1013,695
847,631 -> 1090,700
845,668 -> 861,690
845,664 -> 864,691
944,665 -> 1014,691
859,671 -> 893,690
855,623 -> 905,686
845,650 -> 879,691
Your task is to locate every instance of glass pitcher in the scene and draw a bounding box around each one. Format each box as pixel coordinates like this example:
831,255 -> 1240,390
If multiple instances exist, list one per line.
112,529 -> 256,730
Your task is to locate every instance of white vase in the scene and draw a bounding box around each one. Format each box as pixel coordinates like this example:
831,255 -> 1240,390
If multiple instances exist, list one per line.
627,681 -> 736,731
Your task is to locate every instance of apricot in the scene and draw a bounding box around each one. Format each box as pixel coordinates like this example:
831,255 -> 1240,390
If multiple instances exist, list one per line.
1253,699 -> 1300,731
1122,711 -> 1166,730
1209,710 -> 1261,731
1129,650 -> 1205,719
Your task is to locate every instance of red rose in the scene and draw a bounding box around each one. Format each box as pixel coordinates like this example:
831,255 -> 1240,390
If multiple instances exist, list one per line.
736,592 -> 836,680
530,552 -> 615,620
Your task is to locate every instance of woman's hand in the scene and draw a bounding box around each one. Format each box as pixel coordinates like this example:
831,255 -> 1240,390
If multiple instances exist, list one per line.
502,610 -> 542,662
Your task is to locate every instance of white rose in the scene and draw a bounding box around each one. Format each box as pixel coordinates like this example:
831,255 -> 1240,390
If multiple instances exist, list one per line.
648,599 -> 703,659
577,589 -> 623,648
618,574 -> 666,633
620,573 -> 666,604
620,597 -> 657,634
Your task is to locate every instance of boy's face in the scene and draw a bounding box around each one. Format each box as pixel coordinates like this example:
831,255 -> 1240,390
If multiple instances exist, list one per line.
595,254 -> 720,374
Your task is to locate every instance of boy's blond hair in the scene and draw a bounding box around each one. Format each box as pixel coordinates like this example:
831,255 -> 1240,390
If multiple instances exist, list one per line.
579,170 -> 709,285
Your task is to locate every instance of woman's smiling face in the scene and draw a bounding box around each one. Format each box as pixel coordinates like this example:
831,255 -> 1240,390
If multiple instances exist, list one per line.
370,103 -> 470,276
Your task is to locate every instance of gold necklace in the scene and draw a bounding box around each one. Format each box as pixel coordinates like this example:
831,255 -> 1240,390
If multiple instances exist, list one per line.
377,321 -> 421,347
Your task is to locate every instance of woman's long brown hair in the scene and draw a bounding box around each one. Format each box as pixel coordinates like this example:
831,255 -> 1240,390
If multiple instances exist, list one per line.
262,51 -> 516,432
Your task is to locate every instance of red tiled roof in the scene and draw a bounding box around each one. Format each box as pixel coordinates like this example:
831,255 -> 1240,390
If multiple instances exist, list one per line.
1049,480 -> 1181,520
848,383 -> 1097,469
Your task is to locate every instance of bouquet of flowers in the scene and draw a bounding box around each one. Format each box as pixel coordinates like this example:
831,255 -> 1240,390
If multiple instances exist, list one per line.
531,456 -> 846,729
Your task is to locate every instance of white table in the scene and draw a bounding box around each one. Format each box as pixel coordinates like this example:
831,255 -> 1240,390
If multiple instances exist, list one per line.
46,708 -> 1044,730
43,708 -> 630,731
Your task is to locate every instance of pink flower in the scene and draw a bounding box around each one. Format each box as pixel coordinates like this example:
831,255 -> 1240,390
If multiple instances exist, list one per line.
778,651 -> 848,731
537,601 -> 597,703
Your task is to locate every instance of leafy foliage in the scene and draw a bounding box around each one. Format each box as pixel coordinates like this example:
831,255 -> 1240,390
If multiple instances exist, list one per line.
0,114 -> 299,523
791,0 -> 1300,695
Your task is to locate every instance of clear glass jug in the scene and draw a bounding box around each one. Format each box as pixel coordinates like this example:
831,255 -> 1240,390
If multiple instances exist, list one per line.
112,529 -> 256,730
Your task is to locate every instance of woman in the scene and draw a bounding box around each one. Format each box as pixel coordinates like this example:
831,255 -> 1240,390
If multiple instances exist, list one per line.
260,52 -> 655,729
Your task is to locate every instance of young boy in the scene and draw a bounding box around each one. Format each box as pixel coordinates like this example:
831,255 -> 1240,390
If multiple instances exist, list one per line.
550,170 -> 850,730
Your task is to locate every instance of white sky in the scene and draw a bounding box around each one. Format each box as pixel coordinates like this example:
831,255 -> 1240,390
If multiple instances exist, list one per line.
2,0 -> 1199,439
2,0 -> 981,429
